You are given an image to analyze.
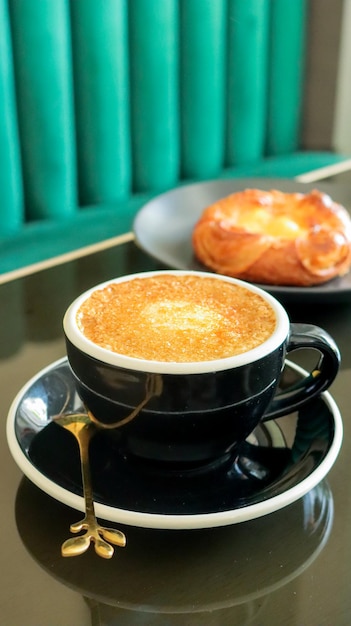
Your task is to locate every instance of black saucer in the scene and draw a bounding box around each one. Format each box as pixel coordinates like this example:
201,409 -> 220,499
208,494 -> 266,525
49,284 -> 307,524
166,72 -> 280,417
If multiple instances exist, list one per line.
7,358 -> 343,529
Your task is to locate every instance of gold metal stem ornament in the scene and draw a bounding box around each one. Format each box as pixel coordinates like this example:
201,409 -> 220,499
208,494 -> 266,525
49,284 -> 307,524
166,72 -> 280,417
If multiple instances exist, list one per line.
53,373 -> 162,558
54,412 -> 126,559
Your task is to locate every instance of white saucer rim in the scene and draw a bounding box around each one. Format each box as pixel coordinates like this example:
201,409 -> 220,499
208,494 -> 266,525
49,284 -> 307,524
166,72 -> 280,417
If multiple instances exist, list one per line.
6,357 -> 343,530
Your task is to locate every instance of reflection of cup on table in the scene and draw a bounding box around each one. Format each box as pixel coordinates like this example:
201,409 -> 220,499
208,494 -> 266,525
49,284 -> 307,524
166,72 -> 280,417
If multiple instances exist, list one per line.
63,270 -> 340,468
15,478 -> 334,621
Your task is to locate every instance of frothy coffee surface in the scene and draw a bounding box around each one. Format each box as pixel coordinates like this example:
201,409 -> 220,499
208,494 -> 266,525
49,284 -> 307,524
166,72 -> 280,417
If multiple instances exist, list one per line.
76,275 -> 276,362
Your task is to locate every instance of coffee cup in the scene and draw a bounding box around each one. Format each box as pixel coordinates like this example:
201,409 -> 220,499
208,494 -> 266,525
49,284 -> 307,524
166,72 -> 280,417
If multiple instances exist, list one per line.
63,270 -> 340,469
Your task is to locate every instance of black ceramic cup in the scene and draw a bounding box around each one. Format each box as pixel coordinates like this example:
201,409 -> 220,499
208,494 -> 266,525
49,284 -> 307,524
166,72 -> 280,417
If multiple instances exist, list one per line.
63,271 -> 340,468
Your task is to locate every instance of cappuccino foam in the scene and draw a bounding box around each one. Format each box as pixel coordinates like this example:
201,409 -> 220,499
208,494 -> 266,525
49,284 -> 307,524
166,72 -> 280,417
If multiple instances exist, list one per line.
76,275 -> 276,362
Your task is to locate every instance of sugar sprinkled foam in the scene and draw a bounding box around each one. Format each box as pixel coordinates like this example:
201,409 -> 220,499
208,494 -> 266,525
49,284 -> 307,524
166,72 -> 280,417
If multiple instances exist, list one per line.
76,275 -> 276,362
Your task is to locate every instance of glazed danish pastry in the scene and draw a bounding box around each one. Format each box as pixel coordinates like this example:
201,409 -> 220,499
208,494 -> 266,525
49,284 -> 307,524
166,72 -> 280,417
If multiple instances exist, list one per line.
192,188 -> 351,286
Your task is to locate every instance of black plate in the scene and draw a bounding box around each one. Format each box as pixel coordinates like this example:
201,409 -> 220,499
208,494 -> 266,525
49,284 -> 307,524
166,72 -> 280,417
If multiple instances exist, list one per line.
133,177 -> 351,302
7,358 -> 343,529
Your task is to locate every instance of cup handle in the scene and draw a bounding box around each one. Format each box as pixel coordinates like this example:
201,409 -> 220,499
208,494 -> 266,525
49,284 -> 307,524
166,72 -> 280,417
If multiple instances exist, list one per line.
262,322 -> 340,421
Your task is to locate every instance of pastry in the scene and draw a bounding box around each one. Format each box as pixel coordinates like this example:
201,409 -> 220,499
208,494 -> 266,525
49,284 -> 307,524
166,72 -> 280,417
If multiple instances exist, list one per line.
192,188 -> 351,286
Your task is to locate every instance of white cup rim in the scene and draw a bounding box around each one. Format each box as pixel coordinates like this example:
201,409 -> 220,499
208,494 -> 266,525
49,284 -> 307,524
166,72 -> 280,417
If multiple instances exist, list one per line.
63,270 -> 290,374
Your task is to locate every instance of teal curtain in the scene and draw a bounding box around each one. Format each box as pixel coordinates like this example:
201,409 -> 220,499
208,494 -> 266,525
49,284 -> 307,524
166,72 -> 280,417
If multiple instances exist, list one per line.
226,0 -> 270,165
180,0 -> 227,179
9,0 -> 77,220
70,0 -> 131,206
267,0 -> 307,154
129,0 -> 179,191
0,0 -> 23,233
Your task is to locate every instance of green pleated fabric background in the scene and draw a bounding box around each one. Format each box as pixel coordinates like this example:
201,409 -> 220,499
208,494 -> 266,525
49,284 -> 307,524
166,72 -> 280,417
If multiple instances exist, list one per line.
226,0 -> 270,165
9,0 -> 77,220
129,0 -> 179,191
180,0 -> 226,179
267,0 -> 307,154
0,0 -> 23,233
0,0 -> 347,274
70,0 -> 131,205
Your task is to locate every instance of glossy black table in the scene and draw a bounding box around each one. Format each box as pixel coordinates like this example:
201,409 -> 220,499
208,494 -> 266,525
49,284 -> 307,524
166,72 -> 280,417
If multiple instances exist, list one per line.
1,210 -> 351,625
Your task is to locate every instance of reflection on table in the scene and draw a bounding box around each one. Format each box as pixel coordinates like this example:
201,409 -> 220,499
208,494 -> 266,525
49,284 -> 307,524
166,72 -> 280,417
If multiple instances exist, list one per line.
16,478 -> 333,625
